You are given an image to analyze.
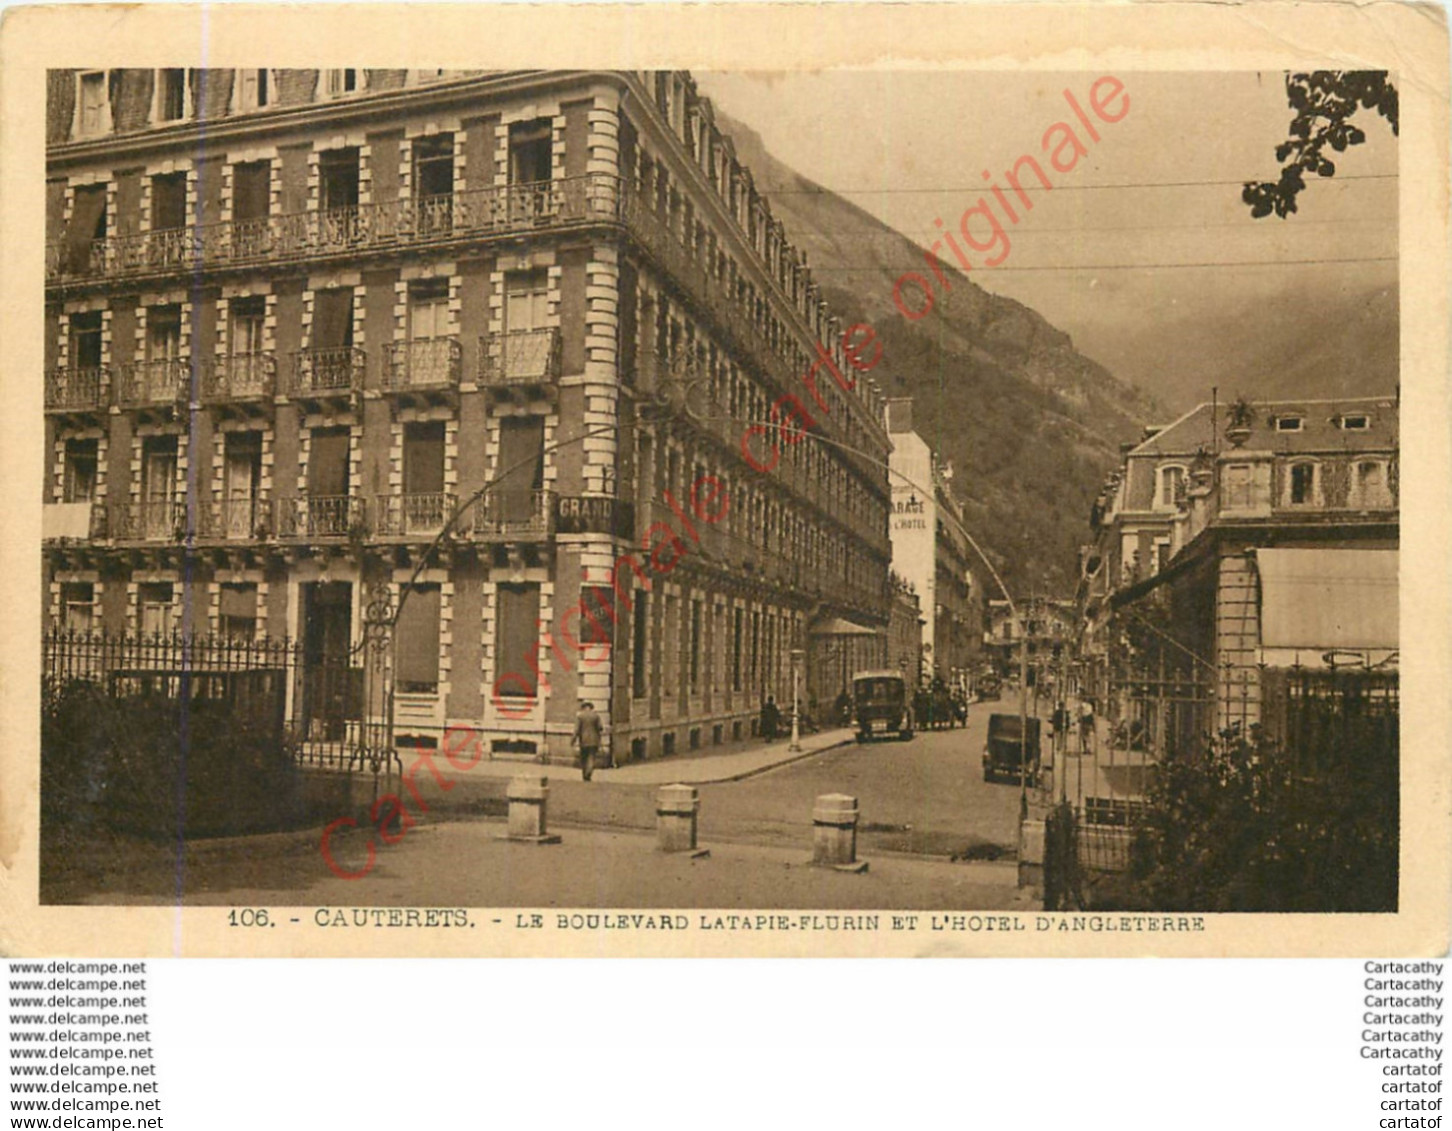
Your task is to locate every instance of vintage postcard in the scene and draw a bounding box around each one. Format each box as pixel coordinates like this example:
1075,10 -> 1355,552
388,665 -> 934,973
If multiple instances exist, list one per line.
0,1 -> 1447,957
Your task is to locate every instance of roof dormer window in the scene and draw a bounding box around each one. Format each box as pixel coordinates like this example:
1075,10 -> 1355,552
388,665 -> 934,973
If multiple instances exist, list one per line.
76,71 -> 110,138
325,69 -> 361,98
155,69 -> 188,123
1274,415 -> 1304,432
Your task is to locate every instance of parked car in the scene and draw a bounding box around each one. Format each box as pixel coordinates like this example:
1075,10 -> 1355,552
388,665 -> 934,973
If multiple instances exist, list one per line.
976,673 -> 1002,701
982,713 -> 1041,784
852,670 -> 913,742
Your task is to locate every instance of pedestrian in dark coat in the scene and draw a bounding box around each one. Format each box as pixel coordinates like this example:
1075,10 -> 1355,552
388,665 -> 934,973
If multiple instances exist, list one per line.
573,700 -> 602,781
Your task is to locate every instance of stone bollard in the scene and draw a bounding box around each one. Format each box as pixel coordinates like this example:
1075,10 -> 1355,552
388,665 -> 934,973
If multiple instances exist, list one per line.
656,783 -> 702,853
812,793 -> 868,873
500,775 -> 561,845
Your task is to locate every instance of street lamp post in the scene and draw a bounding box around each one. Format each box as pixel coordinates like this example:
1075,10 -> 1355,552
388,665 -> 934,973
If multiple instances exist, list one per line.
790,647 -> 805,752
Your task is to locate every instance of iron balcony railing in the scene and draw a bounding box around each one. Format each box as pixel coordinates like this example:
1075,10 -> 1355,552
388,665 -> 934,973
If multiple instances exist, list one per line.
276,495 -> 367,539
479,329 -> 562,386
196,499 -> 270,541
46,175 -> 624,284
374,492 -> 455,538
293,347 -> 366,397
468,488 -> 554,540
200,353 -> 277,403
46,366 -> 108,412
116,359 -> 188,409
384,338 -> 462,392
111,499 -> 186,542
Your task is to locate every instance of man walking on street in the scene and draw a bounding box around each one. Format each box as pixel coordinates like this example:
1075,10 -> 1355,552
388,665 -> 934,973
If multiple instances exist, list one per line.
573,700 -> 602,782
1078,697 -> 1095,755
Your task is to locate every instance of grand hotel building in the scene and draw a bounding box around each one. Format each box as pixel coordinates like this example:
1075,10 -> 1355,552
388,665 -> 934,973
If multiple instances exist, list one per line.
42,68 -> 894,764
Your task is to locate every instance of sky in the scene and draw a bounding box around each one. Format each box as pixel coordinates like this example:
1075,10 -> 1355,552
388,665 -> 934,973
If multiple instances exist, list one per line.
694,71 -> 1398,401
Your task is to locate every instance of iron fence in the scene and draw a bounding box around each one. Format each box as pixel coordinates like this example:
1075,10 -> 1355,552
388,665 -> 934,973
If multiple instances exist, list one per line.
42,626 -> 392,773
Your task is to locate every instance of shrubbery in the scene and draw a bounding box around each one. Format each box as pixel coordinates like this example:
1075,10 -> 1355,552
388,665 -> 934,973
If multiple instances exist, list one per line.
1124,730 -> 1398,913
42,679 -> 306,840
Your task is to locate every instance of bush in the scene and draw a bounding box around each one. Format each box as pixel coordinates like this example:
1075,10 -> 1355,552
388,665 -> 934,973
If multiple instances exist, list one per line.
1123,729 -> 1398,913
42,679 -> 306,840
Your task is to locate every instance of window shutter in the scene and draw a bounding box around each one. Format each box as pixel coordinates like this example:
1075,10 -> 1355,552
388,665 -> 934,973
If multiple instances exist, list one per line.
219,584 -> 258,620
495,584 -> 541,696
396,585 -> 441,689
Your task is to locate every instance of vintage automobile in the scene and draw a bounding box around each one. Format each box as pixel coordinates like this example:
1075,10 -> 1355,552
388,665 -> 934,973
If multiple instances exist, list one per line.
852,670 -> 914,742
982,713 -> 1042,784
976,672 -> 1002,701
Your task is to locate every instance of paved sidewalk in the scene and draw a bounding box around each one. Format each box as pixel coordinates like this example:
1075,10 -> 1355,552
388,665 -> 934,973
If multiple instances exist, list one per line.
461,727 -> 856,786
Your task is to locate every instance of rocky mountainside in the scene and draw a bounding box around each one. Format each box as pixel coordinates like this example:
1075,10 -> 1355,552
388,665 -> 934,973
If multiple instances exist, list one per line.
716,112 -> 1164,596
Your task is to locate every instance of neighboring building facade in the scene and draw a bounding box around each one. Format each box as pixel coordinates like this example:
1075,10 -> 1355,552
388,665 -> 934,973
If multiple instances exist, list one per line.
884,398 -> 978,685
886,571 -> 924,688
983,597 -> 1077,677
1083,395 -> 1399,735
42,68 -> 894,764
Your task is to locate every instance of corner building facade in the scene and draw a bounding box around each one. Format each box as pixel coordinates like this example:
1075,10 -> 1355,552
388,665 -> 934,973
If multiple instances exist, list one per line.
42,69 -> 893,764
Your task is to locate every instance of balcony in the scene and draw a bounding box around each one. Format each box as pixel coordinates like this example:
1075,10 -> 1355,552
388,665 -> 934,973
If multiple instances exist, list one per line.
374,492 -> 456,539
468,488 -> 554,541
111,500 -> 186,542
292,347 -> 365,409
42,501 -> 107,543
116,359 -> 188,415
46,175 -> 624,287
195,499 -> 270,543
200,353 -> 276,420
276,495 -> 367,540
45,366 -> 108,416
384,338 -> 462,405
479,329 -> 561,394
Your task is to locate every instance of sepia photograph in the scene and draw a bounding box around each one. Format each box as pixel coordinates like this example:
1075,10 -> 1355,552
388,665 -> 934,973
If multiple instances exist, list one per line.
31,60 -> 1406,918
0,0 -> 1444,960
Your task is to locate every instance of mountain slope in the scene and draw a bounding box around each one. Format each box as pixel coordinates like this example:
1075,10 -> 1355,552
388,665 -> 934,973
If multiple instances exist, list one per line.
715,111 -> 1164,595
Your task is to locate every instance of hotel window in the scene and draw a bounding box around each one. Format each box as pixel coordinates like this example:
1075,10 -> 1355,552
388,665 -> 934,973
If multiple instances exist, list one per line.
151,172 -> 187,232
156,69 -> 188,122
232,162 -> 271,225
223,432 -> 262,538
63,439 -> 98,504
231,296 -> 266,357
324,69 -> 360,98
508,120 -> 552,186
1338,414 -> 1371,431
237,69 -> 270,111
1274,415 -> 1304,432
690,599 -> 702,693
396,585 -> 441,694
1287,461 -> 1319,506
147,305 -> 182,362
69,309 -> 104,370
413,133 -> 455,204
138,582 -> 174,637
631,593 -> 649,699
318,149 -> 360,215
1154,464 -> 1187,511
219,584 -> 258,642
60,582 -> 94,633
495,583 -> 541,699
77,71 -> 108,137
1352,460 -> 1393,509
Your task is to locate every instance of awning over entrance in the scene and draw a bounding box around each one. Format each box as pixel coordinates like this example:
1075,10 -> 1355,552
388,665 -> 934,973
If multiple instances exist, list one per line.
1256,548 -> 1398,650
809,616 -> 878,637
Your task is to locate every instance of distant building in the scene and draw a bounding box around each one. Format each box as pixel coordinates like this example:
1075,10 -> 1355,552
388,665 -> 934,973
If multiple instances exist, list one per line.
885,398 -> 979,684
1083,395 -> 1398,738
984,597 -> 1077,677
886,571 -> 925,687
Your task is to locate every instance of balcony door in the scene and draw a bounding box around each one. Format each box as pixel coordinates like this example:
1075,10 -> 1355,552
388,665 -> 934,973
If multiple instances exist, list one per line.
141,436 -> 177,539
413,134 -> 454,235
503,271 -> 550,380
406,283 -> 450,386
310,288 -> 354,390
229,297 -> 267,395
402,422 -> 446,533
232,161 -> 271,256
495,416 -> 545,524
224,432 -> 262,538
508,120 -> 553,223
306,427 -> 350,535
301,581 -> 355,741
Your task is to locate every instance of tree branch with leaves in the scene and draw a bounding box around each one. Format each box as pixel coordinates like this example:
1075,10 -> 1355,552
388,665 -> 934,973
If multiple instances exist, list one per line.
1243,71 -> 1398,219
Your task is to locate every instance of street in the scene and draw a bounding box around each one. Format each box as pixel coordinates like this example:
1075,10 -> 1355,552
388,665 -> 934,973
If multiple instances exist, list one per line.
45,709 -> 1033,910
